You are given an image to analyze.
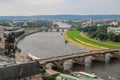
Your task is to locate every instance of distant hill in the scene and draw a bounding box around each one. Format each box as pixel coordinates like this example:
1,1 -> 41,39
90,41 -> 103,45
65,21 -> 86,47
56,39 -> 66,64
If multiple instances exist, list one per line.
0,15 -> 120,20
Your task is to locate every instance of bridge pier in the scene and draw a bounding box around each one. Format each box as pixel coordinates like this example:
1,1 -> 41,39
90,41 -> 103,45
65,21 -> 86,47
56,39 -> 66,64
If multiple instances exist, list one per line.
50,29 -> 52,32
41,63 -> 47,69
48,29 -> 51,32
72,57 -> 85,65
109,52 -> 120,60
91,53 -> 105,61
41,28 -> 69,32
56,29 -> 59,32
45,29 -> 48,32
51,60 -> 64,69
62,29 -> 64,32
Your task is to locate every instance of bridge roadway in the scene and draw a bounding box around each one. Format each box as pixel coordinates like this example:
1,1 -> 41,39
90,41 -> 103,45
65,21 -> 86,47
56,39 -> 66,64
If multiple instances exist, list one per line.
39,49 -> 120,65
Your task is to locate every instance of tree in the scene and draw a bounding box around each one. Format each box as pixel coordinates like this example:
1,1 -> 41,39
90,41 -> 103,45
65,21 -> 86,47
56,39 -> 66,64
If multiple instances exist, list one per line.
71,25 -> 77,30
53,24 -> 59,28
109,33 -> 116,42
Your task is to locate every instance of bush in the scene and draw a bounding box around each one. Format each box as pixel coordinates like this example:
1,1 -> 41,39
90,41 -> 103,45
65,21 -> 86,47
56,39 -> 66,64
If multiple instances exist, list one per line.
43,74 -> 59,80
17,47 -> 21,53
65,40 -> 68,44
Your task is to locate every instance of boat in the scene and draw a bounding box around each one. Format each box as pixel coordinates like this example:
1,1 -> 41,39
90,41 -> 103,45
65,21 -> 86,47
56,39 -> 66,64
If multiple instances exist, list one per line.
27,54 -> 40,60
56,73 -> 81,80
71,71 -> 104,80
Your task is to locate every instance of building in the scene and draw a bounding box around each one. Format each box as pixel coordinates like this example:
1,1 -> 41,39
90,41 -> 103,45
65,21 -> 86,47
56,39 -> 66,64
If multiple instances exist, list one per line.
107,27 -> 120,35
109,21 -> 118,26
0,47 -> 5,55
0,61 -> 44,80
82,19 -> 93,28
0,25 -> 4,42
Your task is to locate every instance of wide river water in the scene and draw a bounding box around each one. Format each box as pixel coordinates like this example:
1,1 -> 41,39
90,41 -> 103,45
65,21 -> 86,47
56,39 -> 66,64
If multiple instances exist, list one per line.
17,22 -> 120,80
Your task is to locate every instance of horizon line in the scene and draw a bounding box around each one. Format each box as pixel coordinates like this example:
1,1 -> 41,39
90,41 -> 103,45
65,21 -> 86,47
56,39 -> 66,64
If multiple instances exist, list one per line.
0,14 -> 120,16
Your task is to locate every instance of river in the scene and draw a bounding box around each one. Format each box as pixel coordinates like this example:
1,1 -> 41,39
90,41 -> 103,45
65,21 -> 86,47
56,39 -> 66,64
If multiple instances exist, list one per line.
17,32 -> 85,59
17,22 -> 120,80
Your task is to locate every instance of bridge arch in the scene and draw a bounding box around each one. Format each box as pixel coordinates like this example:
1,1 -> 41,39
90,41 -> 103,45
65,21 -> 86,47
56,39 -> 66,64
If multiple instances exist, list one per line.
39,49 -> 120,69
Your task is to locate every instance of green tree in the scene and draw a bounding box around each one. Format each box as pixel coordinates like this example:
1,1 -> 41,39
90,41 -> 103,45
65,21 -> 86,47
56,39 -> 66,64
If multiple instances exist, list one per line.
53,24 -> 59,27
109,33 -> 116,42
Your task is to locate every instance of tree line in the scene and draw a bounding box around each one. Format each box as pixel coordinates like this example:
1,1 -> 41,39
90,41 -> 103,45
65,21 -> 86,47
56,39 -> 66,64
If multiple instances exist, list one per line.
68,21 -> 120,42
82,26 -> 120,42
0,20 -> 53,28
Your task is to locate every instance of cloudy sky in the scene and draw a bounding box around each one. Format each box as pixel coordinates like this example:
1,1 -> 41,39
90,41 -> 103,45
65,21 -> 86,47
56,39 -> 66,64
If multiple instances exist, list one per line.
0,0 -> 120,16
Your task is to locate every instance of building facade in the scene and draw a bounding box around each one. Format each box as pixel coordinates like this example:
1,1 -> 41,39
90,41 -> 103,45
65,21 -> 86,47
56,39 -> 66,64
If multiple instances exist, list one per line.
0,25 -> 4,42
107,27 -> 120,35
0,61 -> 44,80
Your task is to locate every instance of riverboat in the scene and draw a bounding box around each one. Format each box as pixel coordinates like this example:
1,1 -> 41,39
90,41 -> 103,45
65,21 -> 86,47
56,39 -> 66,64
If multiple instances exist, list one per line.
56,74 -> 81,80
56,72 -> 104,80
71,71 -> 104,80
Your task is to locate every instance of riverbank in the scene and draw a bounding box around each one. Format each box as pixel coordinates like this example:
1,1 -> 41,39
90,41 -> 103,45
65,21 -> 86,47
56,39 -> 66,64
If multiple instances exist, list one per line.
65,30 -> 120,50
16,29 -> 41,45
15,29 -> 42,62
63,33 -> 91,51
63,32 -> 103,50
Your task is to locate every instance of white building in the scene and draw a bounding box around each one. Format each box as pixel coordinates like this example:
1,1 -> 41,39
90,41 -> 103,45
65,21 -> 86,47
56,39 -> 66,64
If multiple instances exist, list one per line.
107,27 -> 120,35
109,21 -> 118,26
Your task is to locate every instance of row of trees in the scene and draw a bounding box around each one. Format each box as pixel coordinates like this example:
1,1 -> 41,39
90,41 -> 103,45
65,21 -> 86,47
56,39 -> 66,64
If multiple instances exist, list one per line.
68,21 -> 120,42
91,32 -> 120,42
22,20 -> 53,28
1,20 -> 53,28
67,21 -> 82,30
81,25 -> 120,42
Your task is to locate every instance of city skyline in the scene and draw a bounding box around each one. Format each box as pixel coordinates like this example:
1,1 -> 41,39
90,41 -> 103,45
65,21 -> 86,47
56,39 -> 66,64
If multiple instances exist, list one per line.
0,0 -> 120,16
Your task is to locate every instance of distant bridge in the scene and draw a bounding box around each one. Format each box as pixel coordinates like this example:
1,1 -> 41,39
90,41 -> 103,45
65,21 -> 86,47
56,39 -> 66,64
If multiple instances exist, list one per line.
39,27 -> 70,32
38,49 -> 120,69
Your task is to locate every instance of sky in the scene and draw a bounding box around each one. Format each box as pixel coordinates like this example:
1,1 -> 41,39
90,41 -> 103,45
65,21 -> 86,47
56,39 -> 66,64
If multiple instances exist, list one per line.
0,0 -> 120,16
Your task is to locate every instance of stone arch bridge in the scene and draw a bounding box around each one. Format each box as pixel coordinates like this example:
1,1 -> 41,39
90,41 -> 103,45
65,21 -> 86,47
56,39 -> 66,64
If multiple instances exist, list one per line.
38,49 -> 120,69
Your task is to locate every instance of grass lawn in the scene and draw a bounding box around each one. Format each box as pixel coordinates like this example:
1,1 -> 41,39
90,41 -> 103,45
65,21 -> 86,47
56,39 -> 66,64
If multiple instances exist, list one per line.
25,29 -> 38,34
66,30 -> 120,49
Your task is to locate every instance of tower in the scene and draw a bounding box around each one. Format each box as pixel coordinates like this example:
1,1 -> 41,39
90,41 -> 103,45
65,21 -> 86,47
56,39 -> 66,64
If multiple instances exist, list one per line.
4,32 -> 16,58
89,18 -> 92,26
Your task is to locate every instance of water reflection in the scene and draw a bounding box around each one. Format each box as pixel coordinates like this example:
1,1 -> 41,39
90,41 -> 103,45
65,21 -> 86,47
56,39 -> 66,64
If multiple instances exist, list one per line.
63,59 -> 73,71
71,58 -> 120,80
62,57 -> 120,80
105,54 -> 110,63
46,63 -> 52,69
84,56 -> 92,66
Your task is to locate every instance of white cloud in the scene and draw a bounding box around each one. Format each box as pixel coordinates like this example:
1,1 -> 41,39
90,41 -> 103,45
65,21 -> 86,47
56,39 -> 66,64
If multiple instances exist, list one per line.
0,0 -> 119,16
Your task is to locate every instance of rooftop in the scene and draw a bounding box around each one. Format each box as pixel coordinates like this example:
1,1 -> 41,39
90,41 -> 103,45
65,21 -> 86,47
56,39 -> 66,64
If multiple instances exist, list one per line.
108,27 -> 120,30
56,73 -> 98,80
0,61 -> 41,80
56,74 -> 81,80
